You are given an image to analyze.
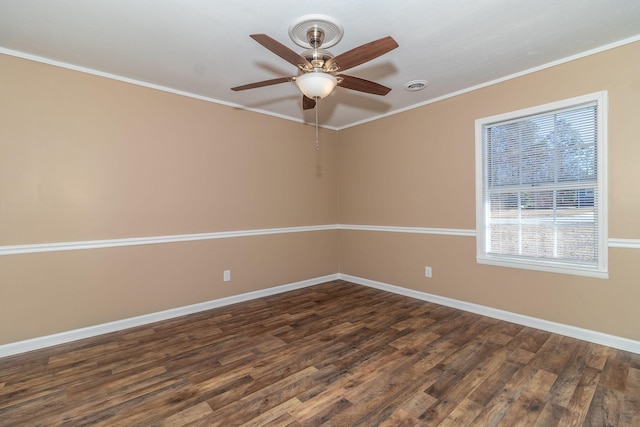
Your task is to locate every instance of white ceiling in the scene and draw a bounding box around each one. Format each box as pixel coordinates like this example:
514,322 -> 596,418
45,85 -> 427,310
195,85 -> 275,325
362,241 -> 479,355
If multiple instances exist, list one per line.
1,0 -> 639,129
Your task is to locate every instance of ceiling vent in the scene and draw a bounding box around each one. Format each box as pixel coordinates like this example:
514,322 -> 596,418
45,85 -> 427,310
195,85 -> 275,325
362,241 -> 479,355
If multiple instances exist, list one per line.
404,80 -> 428,91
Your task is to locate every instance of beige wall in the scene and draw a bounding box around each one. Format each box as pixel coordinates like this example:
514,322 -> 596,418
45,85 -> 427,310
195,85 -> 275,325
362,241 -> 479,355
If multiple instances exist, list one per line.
0,54 -> 339,344
2,41 -> 639,346
339,42 -> 640,341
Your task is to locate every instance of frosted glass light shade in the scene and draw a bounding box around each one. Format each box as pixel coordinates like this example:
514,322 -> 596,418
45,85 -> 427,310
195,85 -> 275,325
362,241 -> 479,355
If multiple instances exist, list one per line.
295,72 -> 337,99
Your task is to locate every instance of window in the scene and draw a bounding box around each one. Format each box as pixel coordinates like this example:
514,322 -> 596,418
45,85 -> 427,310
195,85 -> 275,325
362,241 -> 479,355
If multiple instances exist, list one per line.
475,92 -> 608,278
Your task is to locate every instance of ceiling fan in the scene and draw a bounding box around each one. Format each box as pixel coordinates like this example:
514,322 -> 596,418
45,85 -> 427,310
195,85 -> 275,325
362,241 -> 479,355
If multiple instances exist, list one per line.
231,15 -> 399,111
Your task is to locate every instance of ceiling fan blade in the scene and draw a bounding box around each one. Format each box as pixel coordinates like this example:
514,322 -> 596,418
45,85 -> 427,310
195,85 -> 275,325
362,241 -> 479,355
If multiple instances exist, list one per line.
303,95 -> 316,110
231,76 -> 292,91
250,34 -> 312,69
337,74 -> 392,96
326,36 -> 398,72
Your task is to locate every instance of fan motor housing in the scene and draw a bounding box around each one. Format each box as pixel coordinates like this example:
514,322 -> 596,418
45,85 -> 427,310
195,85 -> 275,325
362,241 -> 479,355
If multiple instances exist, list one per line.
288,14 -> 344,48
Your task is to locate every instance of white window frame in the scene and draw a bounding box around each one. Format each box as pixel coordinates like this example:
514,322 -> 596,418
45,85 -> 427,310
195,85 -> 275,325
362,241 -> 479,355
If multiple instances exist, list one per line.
475,91 -> 608,278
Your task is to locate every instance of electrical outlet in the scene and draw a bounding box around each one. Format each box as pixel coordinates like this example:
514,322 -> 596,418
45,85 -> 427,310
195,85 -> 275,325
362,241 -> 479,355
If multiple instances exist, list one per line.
223,270 -> 231,282
425,266 -> 432,278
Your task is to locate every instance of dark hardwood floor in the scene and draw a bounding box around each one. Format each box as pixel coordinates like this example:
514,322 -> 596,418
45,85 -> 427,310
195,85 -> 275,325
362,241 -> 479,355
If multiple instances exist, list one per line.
1,280 -> 639,426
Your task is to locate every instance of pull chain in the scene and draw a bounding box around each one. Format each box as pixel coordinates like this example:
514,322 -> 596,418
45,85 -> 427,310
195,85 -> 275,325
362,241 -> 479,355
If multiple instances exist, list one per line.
315,97 -> 320,151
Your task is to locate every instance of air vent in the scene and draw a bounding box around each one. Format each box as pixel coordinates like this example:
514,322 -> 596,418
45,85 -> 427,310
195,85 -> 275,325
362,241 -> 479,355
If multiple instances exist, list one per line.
404,80 -> 428,91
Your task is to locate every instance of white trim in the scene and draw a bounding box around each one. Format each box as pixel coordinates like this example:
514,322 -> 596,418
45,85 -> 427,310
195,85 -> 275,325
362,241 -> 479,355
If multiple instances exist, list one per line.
340,274 -> 640,355
0,274 -> 339,358
338,224 -> 476,237
609,238 -> 640,249
338,34 -> 640,130
2,272 -> 639,358
0,48 -> 340,131
0,225 -> 338,256
476,256 -> 608,279
2,225 -> 638,256
474,91 -> 609,279
3,33 -> 639,133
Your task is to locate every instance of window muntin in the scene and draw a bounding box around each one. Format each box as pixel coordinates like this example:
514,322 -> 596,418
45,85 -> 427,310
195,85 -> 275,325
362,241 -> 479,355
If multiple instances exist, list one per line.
475,92 -> 607,278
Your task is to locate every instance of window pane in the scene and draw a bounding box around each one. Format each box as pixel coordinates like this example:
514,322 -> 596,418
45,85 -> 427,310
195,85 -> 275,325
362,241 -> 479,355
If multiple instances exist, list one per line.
521,140 -> 553,185
487,188 -> 597,263
521,224 -> 554,258
489,224 -> 519,254
489,192 -> 519,215
556,223 -> 597,261
487,123 -> 522,187
487,105 -> 597,187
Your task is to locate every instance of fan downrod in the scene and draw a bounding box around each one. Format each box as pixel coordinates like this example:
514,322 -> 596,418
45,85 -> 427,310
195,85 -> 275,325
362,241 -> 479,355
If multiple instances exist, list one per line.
307,27 -> 325,48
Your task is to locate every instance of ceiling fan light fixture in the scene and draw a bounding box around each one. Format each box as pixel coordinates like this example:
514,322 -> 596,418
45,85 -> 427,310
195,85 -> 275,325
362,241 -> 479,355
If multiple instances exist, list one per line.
295,72 -> 337,99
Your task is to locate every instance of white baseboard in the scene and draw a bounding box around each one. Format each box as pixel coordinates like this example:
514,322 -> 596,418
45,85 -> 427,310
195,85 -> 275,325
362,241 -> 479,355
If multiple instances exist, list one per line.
2,272 -> 639,358
339,274 -> 640,355
0,274 -> 339,358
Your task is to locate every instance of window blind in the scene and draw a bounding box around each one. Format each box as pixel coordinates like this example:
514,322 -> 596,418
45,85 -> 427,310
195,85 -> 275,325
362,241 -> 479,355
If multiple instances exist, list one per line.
483,102 -> 599,266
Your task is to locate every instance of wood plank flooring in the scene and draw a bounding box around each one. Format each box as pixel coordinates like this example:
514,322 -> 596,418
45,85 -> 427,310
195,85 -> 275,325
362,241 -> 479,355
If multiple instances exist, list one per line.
1,280 -> 639,426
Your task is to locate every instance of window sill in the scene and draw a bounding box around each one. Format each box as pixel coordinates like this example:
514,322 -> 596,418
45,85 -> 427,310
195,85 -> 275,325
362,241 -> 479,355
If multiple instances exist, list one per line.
477,255 -> 608,279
